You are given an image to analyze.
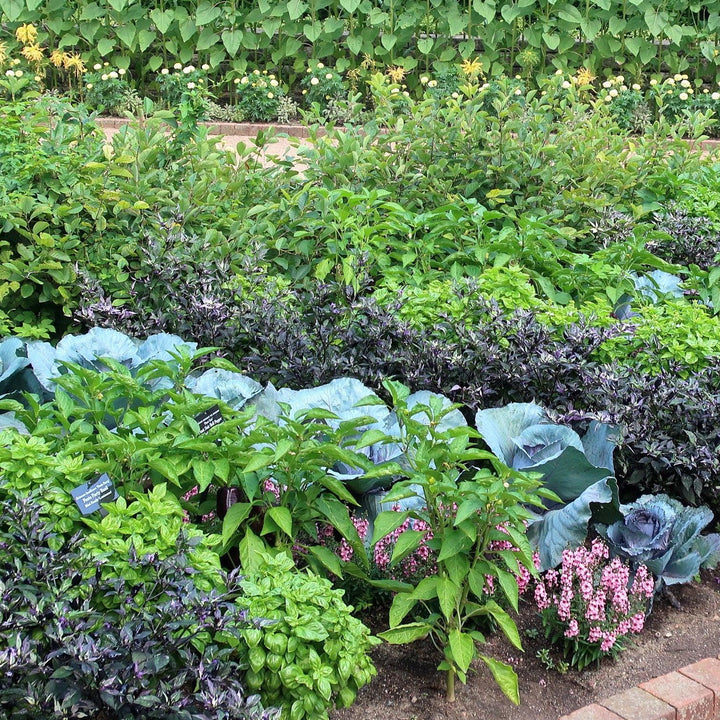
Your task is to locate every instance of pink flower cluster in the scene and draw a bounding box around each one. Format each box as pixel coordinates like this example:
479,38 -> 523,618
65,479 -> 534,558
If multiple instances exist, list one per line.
534,539 -> 655,661
373,509 -> 436,581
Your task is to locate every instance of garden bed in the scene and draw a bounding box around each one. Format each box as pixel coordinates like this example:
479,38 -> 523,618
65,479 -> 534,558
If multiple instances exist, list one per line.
334,573 -> 720,720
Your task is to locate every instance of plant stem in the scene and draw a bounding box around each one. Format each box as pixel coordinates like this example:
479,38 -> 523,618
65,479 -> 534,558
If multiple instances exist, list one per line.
446,666 -> 456,702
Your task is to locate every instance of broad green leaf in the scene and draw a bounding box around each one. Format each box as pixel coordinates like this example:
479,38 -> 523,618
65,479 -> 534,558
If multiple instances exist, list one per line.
197,27 -> 220,51
196,1 -> 222,26
138,29 -> 156,52
389,592 -> 418,626
479,656 -> 519,705
381,33 -> 397,51
371,509 -> 410,546
411,576 -> 439,600
417,37 -> 434,54
222,29 -> 243,55
243,452 -> 273,473
239,528 -> 267,572
495,567 -> 519,612
221,502 -> 253,545
437,576 -> 459,620
340,0 -> 361,12
115,24 -> 137,49
437,529 -> 471,562
307,545 -> 344,577
378,622 -> 430,644
192,458 -> 215,491
97,38 -> 115,56
287,0 -> 307,20
391,530 -> 424,566
266,506 -> 293,537
150,8 -> 174,34
449,629 -> 476,673
485,600 -> 522,650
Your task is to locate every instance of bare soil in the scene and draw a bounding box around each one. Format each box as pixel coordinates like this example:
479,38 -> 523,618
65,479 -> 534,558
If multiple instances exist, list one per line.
332,572 -> 720,720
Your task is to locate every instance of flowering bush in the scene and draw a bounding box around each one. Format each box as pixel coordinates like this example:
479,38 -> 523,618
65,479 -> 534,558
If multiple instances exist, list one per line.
83,62 -> 139,115
534,539 -> 655,670
301,61 -> 348,118
156,62 -> 212,120
231,69 -> 285,122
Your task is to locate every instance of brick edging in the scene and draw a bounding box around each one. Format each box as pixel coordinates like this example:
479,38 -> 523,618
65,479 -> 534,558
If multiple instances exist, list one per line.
560,657 -> 720,720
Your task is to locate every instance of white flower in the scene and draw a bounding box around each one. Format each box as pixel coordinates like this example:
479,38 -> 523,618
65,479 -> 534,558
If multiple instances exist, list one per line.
667,78 -> 675,85
183,65 -> 194,74
253,69 -> 260,75
101,74 -> 108,81
317,62 -> 324,69
609,88 -> 618,97
161,68 -> 169,75
5,70 -> 14,77
616,75 -> 624,82
650,78 -> 658,86
269,74 -> 276,79
14,70 -> 23,77
428,79 -> 437,88
325,72 -> 333,79
604,94 -> 612,102
109,71 -> 118,79
173,62 -> 182,70
674,73 -> 683,81
86,82 -> 93,89
681,79 -> 691,88
306,67 -> 312,73
480,82 -> 489,90
420,75 -> 429,84
562,80 -> 571,89
620,85 -> 627,91
555,69 -> 562,75
514,87 -> 522,95
201,63 -> 210,70
240,76 -> 248,84
12,58 -> 20,66
270,79 -> 278,87
187,82 -> 195,89
93,63 -> 102,71
602,80 -> 612,88
632,83 -> 641,90
119,68 -> 126,76
267,92 -> 274,98
679,92 -> 688,100
391,87 -> 399,94
233,77 -> 240,84
310,77 -> 319,85
451,91 -> 459,98
403,90 -> 409,96
713,92 -> 720,100
34,75 -> 41,82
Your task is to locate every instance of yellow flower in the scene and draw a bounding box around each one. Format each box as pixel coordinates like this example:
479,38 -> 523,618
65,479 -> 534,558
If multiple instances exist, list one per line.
0,42 -> 7,66
460,57 -> 483,78
50,50 -> 67,67
573,67 -> 596,86
63,53 -> 86,76
15,24 -> 38,45
21,43 -> 44,65
385,65 -> 406,83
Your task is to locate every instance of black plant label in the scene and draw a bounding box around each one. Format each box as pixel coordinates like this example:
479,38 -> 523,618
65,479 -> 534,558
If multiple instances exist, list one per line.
195,404 -> 223,434
71,473 -> 118,516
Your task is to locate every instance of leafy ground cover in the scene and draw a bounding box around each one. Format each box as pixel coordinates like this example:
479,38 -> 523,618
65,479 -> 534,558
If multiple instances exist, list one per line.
1,59 -> 720,719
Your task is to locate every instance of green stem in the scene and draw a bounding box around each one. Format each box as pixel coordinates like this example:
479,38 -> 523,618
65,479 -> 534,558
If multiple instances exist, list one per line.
446,666 -> 456,702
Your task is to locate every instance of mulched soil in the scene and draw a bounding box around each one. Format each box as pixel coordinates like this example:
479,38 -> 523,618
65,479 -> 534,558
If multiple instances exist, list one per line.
332,571 -> 720,720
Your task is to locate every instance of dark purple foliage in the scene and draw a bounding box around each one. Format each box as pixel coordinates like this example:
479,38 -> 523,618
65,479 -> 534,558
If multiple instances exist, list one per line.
0,491 -> 278,720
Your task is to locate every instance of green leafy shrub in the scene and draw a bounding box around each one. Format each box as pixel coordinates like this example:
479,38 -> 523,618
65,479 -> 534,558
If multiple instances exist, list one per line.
231,70 -> 285,122
237,552 -> 377,720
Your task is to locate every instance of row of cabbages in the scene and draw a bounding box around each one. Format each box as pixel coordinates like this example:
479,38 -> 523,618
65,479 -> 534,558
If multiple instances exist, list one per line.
0,327 -> 717,587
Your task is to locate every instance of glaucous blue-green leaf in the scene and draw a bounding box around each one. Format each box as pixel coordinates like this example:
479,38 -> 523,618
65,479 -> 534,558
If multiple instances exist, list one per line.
475,403 -> 548,465
360,484 -> 426,539
510,423 -> 582,470
276,377 -> 389,428
581,421 -> 619,472
0,412 -> 28,433
185,368 -> 263,409
598,493 -> 720,588
0,337 -> 30,394
528,476 -> 618,571
532,446 -> 615,503
633,269 -> 684,303
134,333 -> 196,365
